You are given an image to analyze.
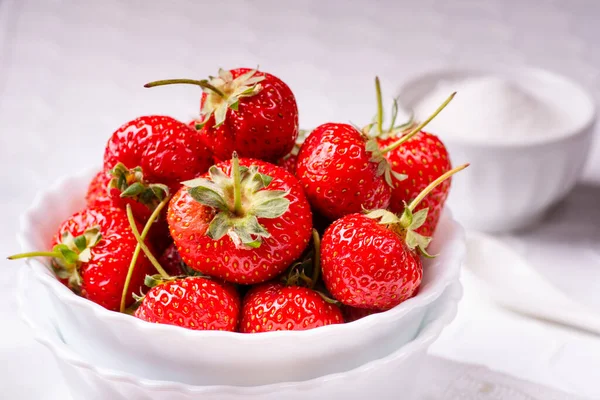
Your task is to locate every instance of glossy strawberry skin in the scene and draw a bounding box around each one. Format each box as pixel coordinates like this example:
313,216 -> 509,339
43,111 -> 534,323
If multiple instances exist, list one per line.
86,171 -> 113,209
321,213 -> 423,311
51,207 -> 154,311
296,123 -> 391,221
240,282 -> 343,332
103,115 -> 213,193
378,131 -> 452,237
200,68 -> 298,162
167,159 -> 313,284
134,277 -> 240,331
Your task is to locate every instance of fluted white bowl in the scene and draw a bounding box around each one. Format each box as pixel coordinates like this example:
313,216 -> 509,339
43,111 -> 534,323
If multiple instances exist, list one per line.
18,268 -> 462,400
17,169 -> 465,386
397,67 -> 596,233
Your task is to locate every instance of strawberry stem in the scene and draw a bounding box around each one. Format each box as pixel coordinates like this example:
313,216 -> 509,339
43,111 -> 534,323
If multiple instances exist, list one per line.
231,152 -> 243,216
144,79 -> 226,98
7,251 -> 61,260
408,163 -> 470,212
310,229 -> 321,289
375,76 -> 384,135
380,92 -> 456,154
120,197 -> 170,313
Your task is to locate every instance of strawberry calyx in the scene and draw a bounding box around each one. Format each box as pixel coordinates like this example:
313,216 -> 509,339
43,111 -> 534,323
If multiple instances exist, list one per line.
365,139 -> 408,188
182,152 -> 290,249
365,163 -> 470,256
8,226 -> 102,293
145,68 -> 265,128
109,162 -> 169,211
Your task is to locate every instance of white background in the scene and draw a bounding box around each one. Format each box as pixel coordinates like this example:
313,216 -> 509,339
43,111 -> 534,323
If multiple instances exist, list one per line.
1,0 -> 599,398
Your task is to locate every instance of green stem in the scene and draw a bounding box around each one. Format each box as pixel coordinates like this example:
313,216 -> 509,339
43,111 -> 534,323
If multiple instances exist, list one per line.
388,98 -> 399,133
380,92 -> 456,154
310,229 -> 321,289
144,79 -> 226,98
408,163 -> 469,212
119,198 -> 170,313
375,76 -> 384,135
7,251 -> 61,260
231,152 -> 243,215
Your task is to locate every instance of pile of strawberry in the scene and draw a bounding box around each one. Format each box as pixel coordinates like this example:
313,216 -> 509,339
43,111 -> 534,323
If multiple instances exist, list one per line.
10,69 -> 467,333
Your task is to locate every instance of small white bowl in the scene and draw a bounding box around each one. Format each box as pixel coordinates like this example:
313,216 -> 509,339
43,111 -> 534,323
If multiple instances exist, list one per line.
18,268 -> 462,400
397,67 -> 596,233
17,169 -> 465,386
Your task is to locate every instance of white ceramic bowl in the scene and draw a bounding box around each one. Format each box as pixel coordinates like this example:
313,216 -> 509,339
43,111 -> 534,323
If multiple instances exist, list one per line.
397,67 -> 596,233
17,169 -> 465,386
18,268 -> 462,400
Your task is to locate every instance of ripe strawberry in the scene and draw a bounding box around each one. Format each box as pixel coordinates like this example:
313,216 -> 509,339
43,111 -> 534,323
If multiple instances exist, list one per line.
363,77 -> 455,237
276,129 -> 309,175
9,207 -> 154,311
320,164 -> 468,310
378,132 -> 452,237
85,168 -> 172,253
134,276 -> 240,331
145,68 -> 298,162
86,170 -> 113,209
103,115 -> 213,194
296,123 -> 398,220
168,154 -> 313,284
240,282 -> 343,332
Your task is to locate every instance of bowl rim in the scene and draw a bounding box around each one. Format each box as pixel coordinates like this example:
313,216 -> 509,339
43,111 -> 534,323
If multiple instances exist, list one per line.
17,167 -> 465,343
18,267 -> 462,394
396,65 -> 598,149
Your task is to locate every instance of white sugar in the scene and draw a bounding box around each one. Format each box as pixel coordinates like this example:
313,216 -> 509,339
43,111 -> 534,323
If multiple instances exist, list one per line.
414,76 -> 569,144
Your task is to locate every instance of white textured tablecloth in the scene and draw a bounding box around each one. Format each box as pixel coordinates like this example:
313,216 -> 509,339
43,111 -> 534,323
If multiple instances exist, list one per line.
1,0 -> 599,398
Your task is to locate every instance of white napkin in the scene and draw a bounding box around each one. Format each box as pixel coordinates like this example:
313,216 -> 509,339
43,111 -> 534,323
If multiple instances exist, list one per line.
418,355 -> 588,400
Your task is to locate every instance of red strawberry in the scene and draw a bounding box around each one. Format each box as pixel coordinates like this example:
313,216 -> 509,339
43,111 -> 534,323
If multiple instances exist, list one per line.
296,123 -> 398,220
320,164 -> 468,310
378,131 -> 452,237
134,276 -> 240,331
167,154 -> 313,284
342,306 -> 381,323
276,128 -> 309,175
146,68 -> 298,162
9,207 -> 154,311
103,115 -> 213,194
240,282 -> 343,332
85,168 -> 172,254
367,78 -> 455,237
86,171 -> 113,209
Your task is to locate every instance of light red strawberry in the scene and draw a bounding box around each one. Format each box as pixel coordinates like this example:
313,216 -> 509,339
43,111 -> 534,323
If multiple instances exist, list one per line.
296,123 -> 398,220
134,276 -> 240,331
320,164 -> 468,310
146,68 -> 298,162
240,282 -> 343,332
9,207 -> 154,311
167,154 -> 313,284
